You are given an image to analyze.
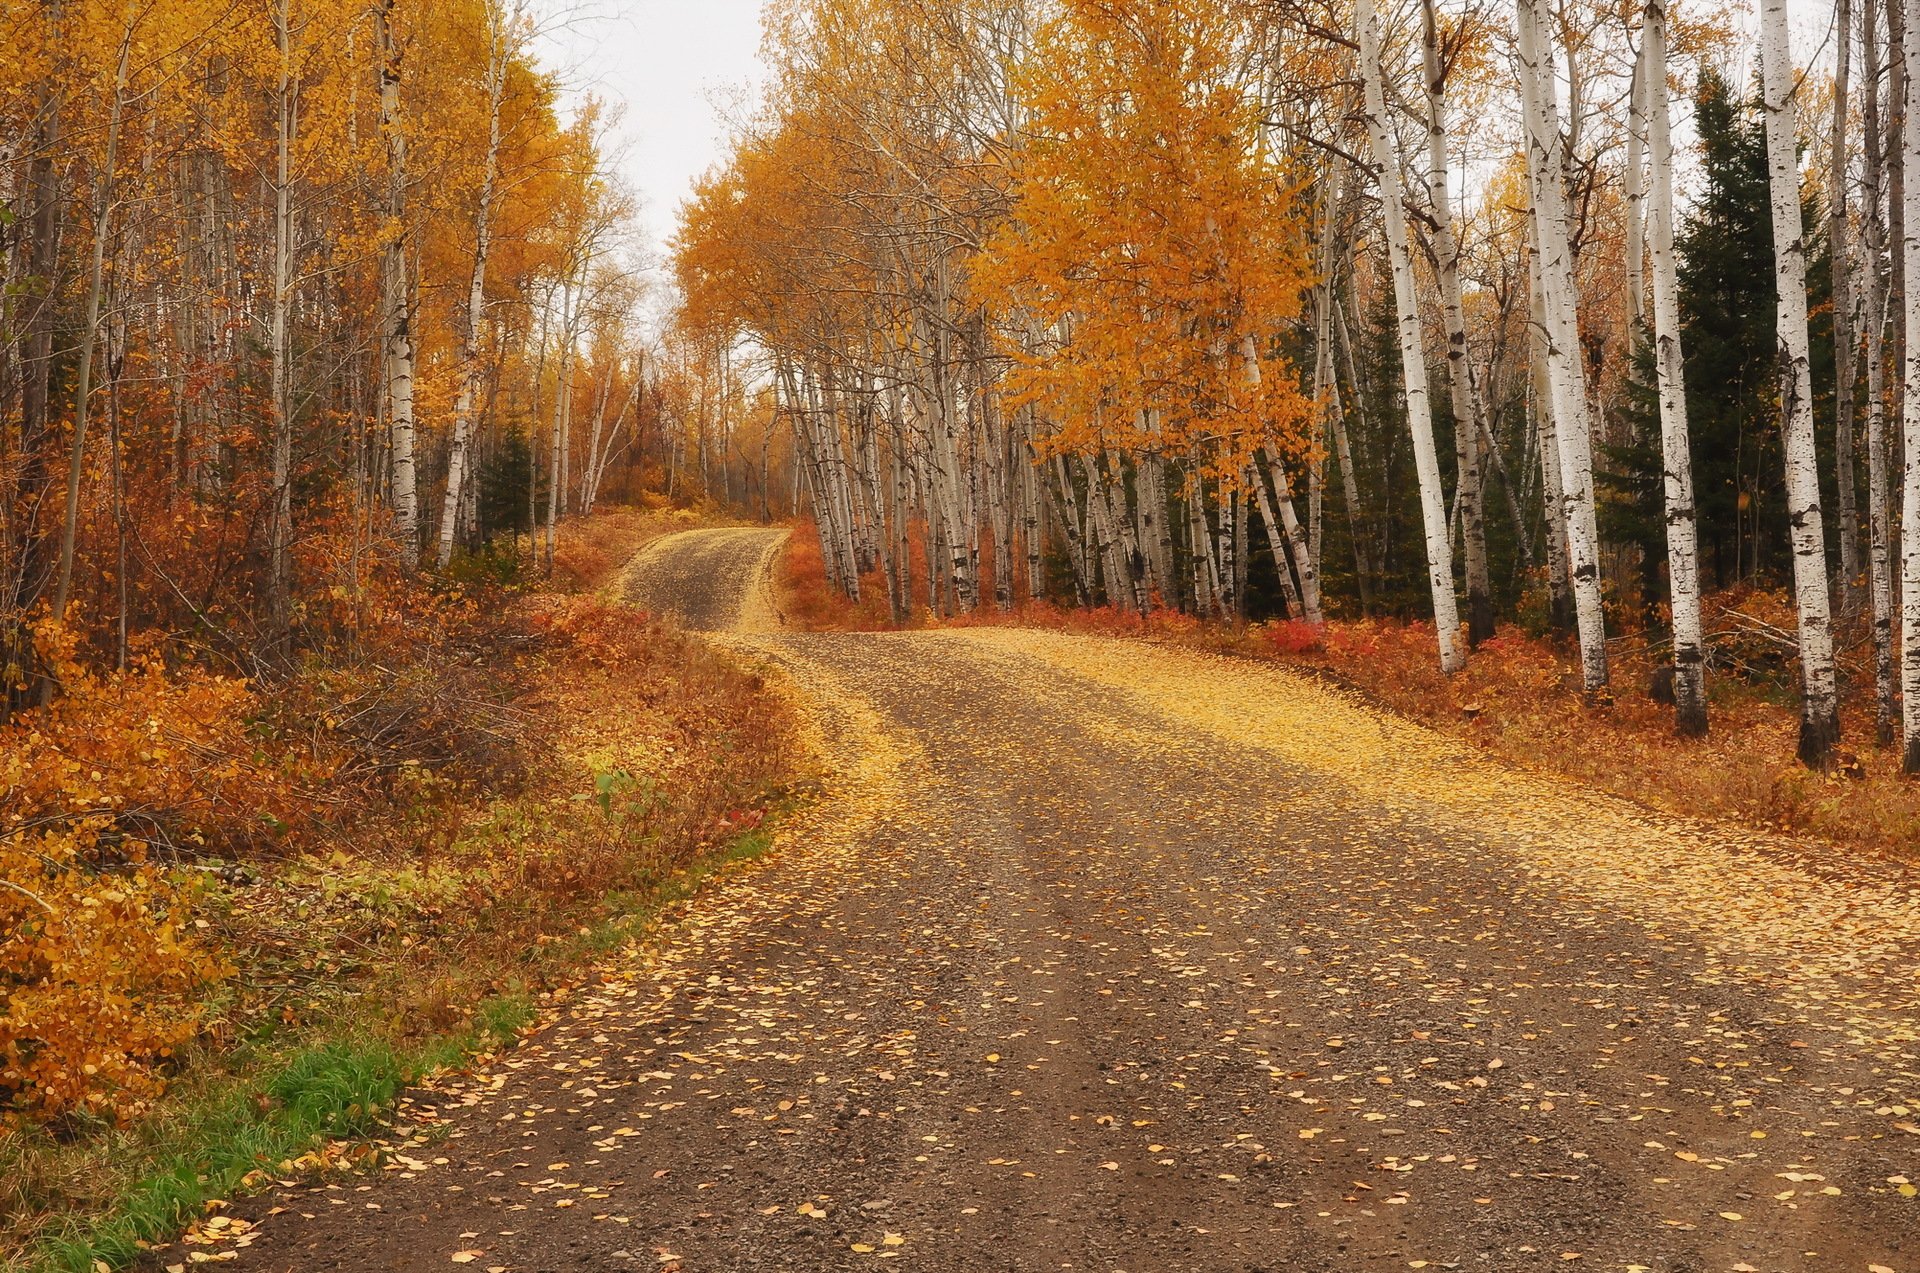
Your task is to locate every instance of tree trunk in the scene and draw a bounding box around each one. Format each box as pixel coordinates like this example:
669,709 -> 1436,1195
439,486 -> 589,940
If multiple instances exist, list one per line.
377,0 -> 418,567
1526,236 -> 1575,630
436,0 -> 509,570
267,0 -> 297,638
1517,0 -> 1609,698
1866,0 -> 1900,746
1835,0 -> 1865,605
1625,25 -> 1648,333
1356,0 -> 1464,672
1420,0 -> 1492,644
1899,0 -> 1920,769
1644,0 -> 1709,737
49,9 -> 133,631
1761,0 -> 1843,767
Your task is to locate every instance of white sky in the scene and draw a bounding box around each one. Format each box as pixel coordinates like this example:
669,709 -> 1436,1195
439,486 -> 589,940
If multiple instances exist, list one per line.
535,0 -> 768,271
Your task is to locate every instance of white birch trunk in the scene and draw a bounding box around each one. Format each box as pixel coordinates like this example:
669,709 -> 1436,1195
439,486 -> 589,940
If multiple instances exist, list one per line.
1833,0 -> 1864,598
1517,0 -> 1609,696
378,0 -> 418,568
435,0 -> 509,570
49,12 -> 132,626
1625,30 -> 1648,333
268,0 -> 296,632
1898,0 -> 1920,769
1865,0 -> 1899,745
1761,0 -> 1843,765
1644,0 -> 1709,736
1420,0 -> 1492,644
1525,234 -> 1574,629
1357,0 -> 1464,672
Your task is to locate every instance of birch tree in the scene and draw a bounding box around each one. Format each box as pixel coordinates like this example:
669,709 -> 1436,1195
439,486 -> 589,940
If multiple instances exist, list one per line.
1516,0 -> 1608,699
1833,0 -> 1862,600
378,0 -> 419,568
1357,0 -> 1464,673
1864,0 -> 1898,744
1419,0 -> 1492,645
435,0 -> 515,570
1900,0 -> 1920,770
1760,0 -> 1841,767
1643,0 -> 1707,736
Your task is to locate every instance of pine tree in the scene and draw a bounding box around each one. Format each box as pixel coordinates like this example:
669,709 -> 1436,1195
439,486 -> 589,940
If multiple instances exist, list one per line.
1675,70 -> 1779,588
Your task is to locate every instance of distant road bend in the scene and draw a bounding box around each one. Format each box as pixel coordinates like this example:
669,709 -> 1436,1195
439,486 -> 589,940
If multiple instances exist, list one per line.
230,526 -> 1920,1273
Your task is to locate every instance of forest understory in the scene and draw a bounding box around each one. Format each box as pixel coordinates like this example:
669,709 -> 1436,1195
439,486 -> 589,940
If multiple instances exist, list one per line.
0,510 -> 798,1273
777,521 -> 1920,865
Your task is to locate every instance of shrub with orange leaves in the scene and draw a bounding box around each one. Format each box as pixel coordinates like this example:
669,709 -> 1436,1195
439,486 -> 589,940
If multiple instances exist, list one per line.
0,632 -> 291,1124
0,822 -> 227,1126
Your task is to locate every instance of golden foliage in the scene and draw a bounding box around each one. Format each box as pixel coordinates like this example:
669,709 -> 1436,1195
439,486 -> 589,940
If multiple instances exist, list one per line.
0,634 -> 262,1124
975,0 -> 1316,478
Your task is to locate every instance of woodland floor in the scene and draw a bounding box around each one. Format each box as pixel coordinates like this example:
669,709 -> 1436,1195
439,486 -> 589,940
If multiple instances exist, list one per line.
186,526 -> 1920,1273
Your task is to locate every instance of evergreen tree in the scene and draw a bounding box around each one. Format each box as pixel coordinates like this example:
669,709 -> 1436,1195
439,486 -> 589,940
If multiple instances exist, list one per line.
1675,68 -> 1779,588
479,428 -> 538,545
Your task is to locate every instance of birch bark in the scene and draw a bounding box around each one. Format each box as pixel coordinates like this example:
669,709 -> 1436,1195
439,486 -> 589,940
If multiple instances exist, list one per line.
267,0 -> 296,634
1898,0 -> 1920,768
1356,0 -> 1464,672
436,0 -> 510,570
1420,0 -> 1491,644
1517,0 -> 1609,696
1625,30 -> 1648,333
1833,0 -> 1863,600
50,8 -> 132,628
1865,0 -> 1899,744
1760,0 -> 1843,766
377,0 -> 419,567
1644,0 -> 1709,736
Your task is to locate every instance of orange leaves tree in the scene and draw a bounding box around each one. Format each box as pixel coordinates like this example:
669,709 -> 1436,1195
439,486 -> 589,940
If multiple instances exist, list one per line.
974,0 -> 1317,482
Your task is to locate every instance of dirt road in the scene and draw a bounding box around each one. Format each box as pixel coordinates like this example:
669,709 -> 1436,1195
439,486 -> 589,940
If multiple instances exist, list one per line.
219,527 -> 1920,1273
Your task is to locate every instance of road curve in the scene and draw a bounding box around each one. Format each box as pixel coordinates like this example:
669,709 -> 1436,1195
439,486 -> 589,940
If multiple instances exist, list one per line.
614,526 -> 786,632
221,527 -> 1920,1273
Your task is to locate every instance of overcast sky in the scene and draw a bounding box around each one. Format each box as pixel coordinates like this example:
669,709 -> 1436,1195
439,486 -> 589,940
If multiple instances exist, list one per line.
535,0 -> 766,274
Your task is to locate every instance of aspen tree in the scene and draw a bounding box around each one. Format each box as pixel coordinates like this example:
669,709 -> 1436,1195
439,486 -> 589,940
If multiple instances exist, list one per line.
1419,0 -> 1491,645
49,5 -> 135,631
1899,0 -> 1920,769
1643,0 -> 1708,736
267,0 -> 298,636
436,0 -> 515,570
1356,0 -> 1464,672
377,0 -> 419,568
1865,0 -> 1899,745
1834,0 -> 1863,598
1624,28 -> 1647,333
1760,0 -> 1842,767
1516,0 -> 1608,698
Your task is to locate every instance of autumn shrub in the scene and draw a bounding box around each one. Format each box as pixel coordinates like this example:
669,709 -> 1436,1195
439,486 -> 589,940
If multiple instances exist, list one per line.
0,637 -> 279,1125
774,521 -> 902,631
1261,618 -> 1326,655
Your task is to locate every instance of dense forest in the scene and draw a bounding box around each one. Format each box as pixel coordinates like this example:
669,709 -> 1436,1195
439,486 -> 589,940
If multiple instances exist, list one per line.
675,0 -> 1897,770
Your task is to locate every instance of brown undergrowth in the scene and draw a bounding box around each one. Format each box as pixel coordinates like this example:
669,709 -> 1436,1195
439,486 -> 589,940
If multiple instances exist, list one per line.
776,525 -> 1920,861
0,509 -> 796,1267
